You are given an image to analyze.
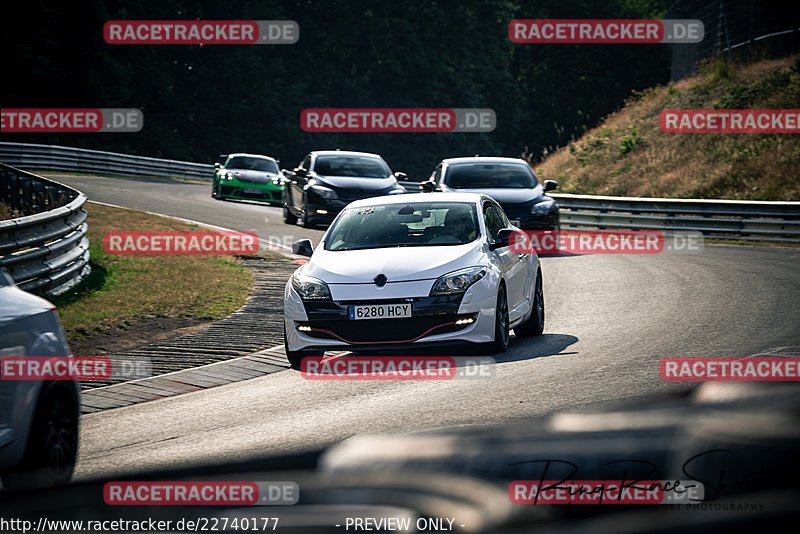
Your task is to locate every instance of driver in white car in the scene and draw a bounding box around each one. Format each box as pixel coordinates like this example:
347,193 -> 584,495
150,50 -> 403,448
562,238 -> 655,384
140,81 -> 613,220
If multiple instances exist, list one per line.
438,210 -> 473,242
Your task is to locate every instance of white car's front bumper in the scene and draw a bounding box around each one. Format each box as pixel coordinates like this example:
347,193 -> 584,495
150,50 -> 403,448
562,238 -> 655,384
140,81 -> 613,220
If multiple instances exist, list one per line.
284,274 -> 499,353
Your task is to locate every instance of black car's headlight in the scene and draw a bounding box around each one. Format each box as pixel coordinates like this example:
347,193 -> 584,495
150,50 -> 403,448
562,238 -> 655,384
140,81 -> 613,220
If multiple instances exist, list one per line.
430,267 -> 487,296
291,273 -> 332,300
309,185 -> 337,200
530,197 -> 556,214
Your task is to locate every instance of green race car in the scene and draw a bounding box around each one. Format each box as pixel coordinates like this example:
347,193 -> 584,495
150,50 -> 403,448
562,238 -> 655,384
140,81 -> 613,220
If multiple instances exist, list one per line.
212,153 -> 284,204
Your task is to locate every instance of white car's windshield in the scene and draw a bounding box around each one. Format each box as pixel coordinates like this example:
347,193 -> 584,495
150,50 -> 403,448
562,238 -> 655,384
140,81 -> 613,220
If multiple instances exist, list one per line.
325,202 -> 479,251
445,162 -> 537,189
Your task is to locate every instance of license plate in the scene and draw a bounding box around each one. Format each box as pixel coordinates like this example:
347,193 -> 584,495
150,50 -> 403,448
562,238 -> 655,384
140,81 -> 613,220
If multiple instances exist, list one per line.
349,303 -> 412,320
242,188 -> 262,194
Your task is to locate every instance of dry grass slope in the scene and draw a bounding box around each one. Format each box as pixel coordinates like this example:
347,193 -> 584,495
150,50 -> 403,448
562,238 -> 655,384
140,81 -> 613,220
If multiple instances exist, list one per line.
533,55 -> 800,200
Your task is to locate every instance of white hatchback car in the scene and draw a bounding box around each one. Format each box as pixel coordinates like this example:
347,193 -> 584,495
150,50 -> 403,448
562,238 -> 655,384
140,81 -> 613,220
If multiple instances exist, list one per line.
283,192 -> 545,368
0,271 -> 80,490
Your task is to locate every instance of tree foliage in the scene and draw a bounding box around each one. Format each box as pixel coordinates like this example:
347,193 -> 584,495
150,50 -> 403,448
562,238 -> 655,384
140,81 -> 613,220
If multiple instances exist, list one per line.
2,0 -> 671,177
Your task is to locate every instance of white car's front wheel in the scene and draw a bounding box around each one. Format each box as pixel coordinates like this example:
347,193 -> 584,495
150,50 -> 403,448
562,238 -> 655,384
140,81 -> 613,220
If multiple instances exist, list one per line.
484,285 -> 509,353
284,323 -> 323,370
514,269 -> 545,337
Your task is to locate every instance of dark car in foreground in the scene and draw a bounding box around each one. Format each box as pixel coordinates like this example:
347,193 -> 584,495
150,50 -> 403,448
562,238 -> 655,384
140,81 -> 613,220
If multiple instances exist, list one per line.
282,151 -> 407,228
212,153 -> 284,204
7,381 -> 799,534
0,271 -> 80,490
423,156 -> 559,230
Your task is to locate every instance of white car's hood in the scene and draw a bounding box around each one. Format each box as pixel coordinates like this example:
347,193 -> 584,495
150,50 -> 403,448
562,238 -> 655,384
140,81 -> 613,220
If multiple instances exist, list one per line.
303,241 -> 486,284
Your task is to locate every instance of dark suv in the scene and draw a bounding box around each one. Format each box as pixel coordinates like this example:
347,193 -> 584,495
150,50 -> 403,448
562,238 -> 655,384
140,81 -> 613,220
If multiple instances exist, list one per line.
282,151 -> 407,228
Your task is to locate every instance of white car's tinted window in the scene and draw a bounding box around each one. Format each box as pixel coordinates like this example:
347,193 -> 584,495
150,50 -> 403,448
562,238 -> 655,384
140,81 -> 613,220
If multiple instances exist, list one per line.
483,203 -> 506,239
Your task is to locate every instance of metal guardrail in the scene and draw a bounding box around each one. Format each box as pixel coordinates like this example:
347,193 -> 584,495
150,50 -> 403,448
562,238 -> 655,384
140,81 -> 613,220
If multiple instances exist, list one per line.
0,142 -> 213,181
398,181 -> 800,244
1,147 -> 796,244
551,193 -> 800,244
0,163 -> 91,295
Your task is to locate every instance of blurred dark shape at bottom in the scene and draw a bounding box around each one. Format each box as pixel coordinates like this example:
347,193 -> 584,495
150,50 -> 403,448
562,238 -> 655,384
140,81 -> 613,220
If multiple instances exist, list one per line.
2,382 -> 798,533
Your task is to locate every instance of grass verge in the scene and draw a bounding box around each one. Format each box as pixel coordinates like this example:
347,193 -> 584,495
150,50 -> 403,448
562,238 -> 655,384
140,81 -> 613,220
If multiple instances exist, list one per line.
51,202 -> 253,341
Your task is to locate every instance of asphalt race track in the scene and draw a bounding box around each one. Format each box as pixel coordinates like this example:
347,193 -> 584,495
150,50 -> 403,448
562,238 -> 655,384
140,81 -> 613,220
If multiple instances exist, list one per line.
48,174 -> 800,483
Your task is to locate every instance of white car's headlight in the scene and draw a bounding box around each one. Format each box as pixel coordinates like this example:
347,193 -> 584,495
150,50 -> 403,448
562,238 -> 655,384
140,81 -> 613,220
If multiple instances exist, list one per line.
531,197 -> 556,214
387,186 -> 407,195
430,266 -> 487,296
291,273 -> 331,300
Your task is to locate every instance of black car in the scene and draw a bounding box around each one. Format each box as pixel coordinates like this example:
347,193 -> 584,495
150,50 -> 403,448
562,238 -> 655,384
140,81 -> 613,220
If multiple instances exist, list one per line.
422,156 -> 559,230
282,151 -> 408,228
